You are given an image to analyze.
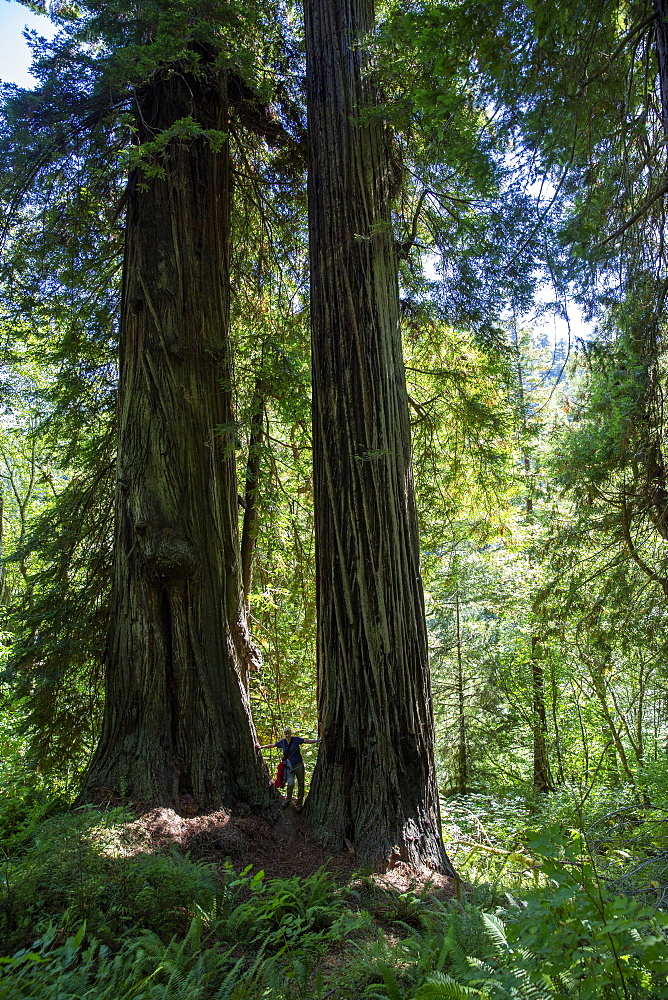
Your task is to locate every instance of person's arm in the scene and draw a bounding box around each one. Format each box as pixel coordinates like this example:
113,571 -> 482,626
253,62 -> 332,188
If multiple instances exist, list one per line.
298,738 -> 321,744
255,742 -> 279,750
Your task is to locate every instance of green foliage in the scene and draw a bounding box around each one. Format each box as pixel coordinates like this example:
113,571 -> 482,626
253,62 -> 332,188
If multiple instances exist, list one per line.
3,433 -> 114,778
434,797 -> 668,999
0,0 -> 308,778
1,788 -> 668,1000
500,829 -> 668,999
0,712 -> 71,856
2,1 -> 668,995
203,863 -> 370,952
0,807 -> 218,949
343,820 -> 668,1000
0,794 -> 373,993
128,117 -> 229,179
0,917 -> 261,999
0,779 -> 65,857
343,902 -> 477,1000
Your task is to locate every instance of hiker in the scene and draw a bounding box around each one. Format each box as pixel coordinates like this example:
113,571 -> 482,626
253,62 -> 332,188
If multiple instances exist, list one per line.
256,728 -> 321,809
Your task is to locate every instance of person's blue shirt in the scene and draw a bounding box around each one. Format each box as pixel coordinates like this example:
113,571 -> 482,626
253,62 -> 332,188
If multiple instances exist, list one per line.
275,736 -> 304,767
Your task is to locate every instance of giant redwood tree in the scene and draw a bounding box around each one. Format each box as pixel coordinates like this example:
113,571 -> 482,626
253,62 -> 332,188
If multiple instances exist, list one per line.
0,1 -> 284,810
77,50 -> 281,811
302,0 -> 454,873
82,51 -> 271,810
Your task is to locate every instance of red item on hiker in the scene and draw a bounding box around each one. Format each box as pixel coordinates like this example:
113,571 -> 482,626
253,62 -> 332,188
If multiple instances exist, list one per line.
275,760 -> 285,788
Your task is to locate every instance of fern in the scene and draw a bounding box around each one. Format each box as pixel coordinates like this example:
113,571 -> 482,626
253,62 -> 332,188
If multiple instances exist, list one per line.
380,963 -> 406,1000
413,971 -> 487,998
209,956 -> 247,1000
474,914 -> 562,1000
480,913 -> 508,951
0,915 -> 271,1000
466,957 -> 498,978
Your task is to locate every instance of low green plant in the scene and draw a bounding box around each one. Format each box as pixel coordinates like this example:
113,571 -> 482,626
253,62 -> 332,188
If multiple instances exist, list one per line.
337,896 -> 479,1000
0,866 -> 373,999
358,881 -> 440,930
408,829 -> 668,1000
500,828 -> 668,999
1,807 -> 217,949
0,778 -> 67,856
359,927 -> 465,1000
5,789 -> 666,1000
203,864 -> 370,952
0,916 -> 273,999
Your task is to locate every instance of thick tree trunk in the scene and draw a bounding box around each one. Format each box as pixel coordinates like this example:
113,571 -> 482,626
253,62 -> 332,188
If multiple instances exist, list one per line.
81,61 -> 273,814
655,0 -> 668,136
303,0 -> 452,874
630,1 -> 668,543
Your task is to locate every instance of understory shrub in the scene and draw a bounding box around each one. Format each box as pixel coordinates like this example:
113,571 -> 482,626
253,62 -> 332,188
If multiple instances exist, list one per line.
0,806 -> 217,949
0,870 -> 372,999
0,917 -> 267,999
3,792 -> 668,999
206,863 -> 368,950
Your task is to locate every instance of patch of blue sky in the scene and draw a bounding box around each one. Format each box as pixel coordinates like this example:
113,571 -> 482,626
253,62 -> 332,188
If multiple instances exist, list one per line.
0,0 -> 57,88
422,249 -> 593,352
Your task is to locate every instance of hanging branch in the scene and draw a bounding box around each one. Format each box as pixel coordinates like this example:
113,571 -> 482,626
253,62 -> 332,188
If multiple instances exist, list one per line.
619,493 -> 668,598
575,11 -> 658,93
596,180 -> 668,248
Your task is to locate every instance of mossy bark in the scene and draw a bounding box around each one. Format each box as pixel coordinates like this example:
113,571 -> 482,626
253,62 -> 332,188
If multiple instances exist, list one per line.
302,0 -> 454,874
81,62 -> 272,814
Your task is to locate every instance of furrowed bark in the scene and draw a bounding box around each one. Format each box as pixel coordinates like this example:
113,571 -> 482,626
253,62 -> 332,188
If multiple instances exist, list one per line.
303,0 -> 453,874
655,0 -> 668,136
240,384 -> 265,610
80,58 -> 274,814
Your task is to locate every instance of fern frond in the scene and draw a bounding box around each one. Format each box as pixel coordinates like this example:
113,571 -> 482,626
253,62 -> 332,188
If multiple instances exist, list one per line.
466,957 -> 497,976
516,978 -> 554,1000
413,971 -> 483,998
541,971 -> 573,1000
211,956 -> 247,1000
502,958 -> 554,1000
379,963 -> 404,1000
481,912 -> 509,951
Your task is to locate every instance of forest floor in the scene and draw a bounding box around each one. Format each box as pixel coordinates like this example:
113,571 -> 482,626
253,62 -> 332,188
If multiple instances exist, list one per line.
1,787 -> 665,997
127,801 -> 459,896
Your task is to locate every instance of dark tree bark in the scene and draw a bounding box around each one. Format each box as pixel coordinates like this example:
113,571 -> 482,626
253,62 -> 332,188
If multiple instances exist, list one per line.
455,592 -> 468,795
303,0 -> 453,874
654,0 -> 668,135
531,636 -> 553,793
81,58 -> 273,814
240,383 -> 265,610
549,653 -> 565,784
